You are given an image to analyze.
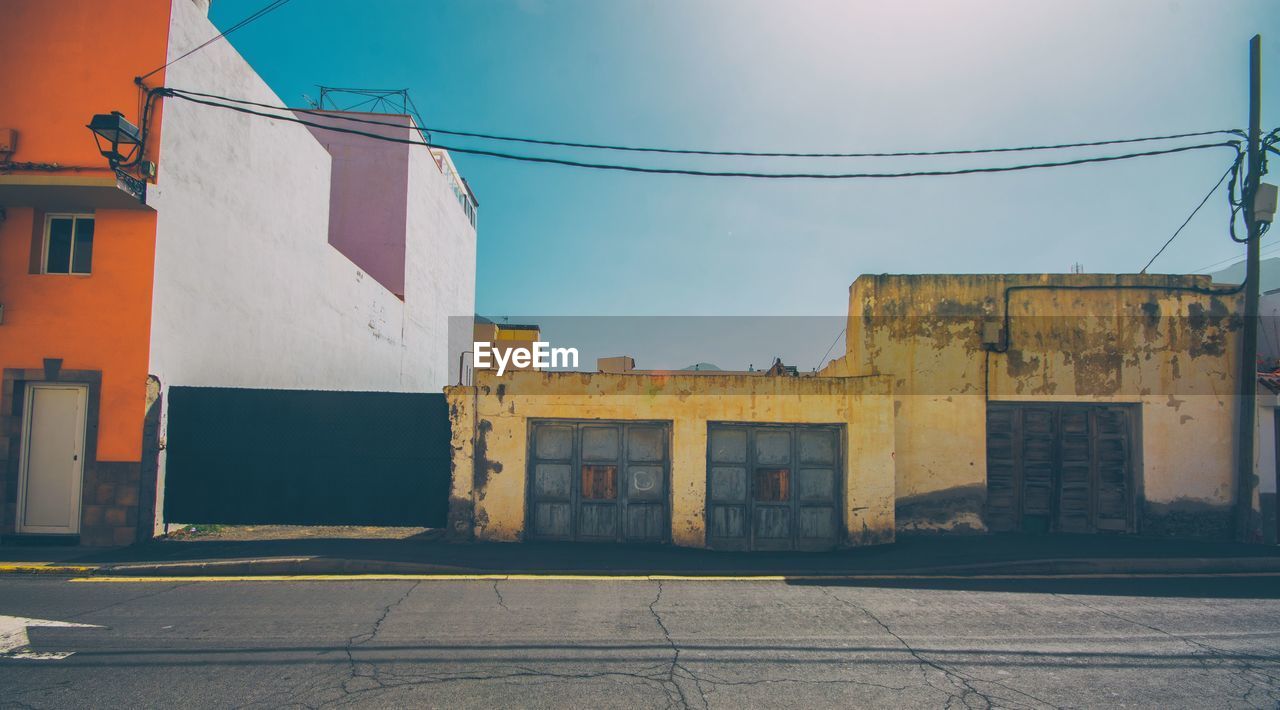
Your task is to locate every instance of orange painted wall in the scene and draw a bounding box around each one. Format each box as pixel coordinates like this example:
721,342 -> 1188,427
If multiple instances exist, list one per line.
0,210 -> 157,460
0,0 -> 172,170
0,1 -> 173,461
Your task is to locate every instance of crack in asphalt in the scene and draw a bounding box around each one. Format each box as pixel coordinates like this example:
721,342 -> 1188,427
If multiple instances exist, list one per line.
312,582 -> 685,708
71,579 -> 1277,709
1054,593 -> 1280,707
491,580 -> 510,612
819,586 -> 1060,710
67,582 -> 193,622
647,579 -> 708,710
333,580 -> 422,703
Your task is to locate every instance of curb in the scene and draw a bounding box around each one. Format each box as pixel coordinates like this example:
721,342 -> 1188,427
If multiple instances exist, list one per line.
4,555 -> 1279,579
0,563 -> 100,575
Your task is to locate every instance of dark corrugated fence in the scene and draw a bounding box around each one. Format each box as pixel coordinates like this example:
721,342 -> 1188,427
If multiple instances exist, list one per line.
164,387 -> 450,527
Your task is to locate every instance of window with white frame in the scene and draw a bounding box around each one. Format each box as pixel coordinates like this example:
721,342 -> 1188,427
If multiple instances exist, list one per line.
43,214 -> 95,274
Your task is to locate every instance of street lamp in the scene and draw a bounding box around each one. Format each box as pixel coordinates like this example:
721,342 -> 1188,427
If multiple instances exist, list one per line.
86,111 -> 141,168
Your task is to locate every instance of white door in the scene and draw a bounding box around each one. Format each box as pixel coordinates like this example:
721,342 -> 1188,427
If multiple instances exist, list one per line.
17,384 -> 88,535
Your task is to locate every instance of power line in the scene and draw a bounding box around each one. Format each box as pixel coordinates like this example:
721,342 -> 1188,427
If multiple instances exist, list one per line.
159,88 -> 1242,180
1193,242 -> 1280,275
405,127 -> 1246,159
138,0 -> 293,82
1140,162 -> 1238,273
815,327 -> 847,372
1193,251 -> 1247,274
161,88 -> 1242,159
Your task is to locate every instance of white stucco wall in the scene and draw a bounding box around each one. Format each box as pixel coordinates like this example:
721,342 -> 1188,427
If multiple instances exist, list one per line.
1259,398 -> 1278,497
1261,292 -> 1280,363
145,0 -> 476,530
406,124 -> 477,389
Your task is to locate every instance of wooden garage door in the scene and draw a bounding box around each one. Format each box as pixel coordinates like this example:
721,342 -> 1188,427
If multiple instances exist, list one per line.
527,420 -> 670,543
706,423 -> 843,551
986,403 -> 1136,534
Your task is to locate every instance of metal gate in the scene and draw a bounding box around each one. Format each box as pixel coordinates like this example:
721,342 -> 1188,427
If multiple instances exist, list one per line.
706,423 -> 843,551
164,387 -> 451,527
986,403 -> 1137,534
526,420 -> 670,542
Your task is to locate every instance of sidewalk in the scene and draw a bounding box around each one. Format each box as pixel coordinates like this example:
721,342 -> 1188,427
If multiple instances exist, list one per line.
2,533 -> 1279,578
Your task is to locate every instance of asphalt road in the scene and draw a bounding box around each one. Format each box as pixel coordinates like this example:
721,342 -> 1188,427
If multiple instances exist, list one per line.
0,576 -> 1278,709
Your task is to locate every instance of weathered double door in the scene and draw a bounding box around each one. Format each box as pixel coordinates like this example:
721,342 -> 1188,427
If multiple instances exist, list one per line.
706,423 -> 843,551
527,420 -> 670,542
986,403 -> 1136,534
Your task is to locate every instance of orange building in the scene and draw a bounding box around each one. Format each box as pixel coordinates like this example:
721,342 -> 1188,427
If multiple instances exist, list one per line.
0,0 -> 479,545
0,1 -> 170,545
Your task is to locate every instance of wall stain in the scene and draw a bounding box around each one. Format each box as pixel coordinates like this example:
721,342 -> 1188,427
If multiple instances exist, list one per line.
895,484 -> 986,533
472,418 -> 502,499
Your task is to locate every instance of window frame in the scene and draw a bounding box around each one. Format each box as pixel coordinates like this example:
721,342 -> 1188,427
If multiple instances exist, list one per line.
41,213 -> 95,275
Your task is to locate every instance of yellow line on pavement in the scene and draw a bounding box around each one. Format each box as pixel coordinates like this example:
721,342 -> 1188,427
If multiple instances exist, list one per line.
66,571 -> 1280,583
0,564 -> 98,574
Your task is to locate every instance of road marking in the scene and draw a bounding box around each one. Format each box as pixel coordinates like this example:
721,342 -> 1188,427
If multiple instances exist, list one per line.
0,564 -> 98,574
0,615 -> 102,660
67,571 -> 1280,583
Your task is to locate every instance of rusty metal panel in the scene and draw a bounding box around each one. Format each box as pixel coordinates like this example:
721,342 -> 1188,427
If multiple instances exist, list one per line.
707,423 -> 844,551
527,420 -> 670,543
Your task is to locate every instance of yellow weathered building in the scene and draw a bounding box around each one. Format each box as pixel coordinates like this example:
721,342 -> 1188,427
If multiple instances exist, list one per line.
447,372 -> 896,549
446,272 -> 1259,548
825,273 -> 1248,539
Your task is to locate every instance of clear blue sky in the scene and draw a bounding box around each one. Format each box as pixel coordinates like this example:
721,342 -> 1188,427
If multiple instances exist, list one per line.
208,0 -> 1278,366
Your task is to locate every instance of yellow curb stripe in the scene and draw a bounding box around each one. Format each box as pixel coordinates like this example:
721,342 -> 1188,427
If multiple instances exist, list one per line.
0,564 -> 98,574
66,571 -> 1280,583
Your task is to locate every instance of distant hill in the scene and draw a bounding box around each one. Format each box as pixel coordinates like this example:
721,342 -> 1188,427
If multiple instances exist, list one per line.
681,362 -> 722,371
1209,257 -> 1280,294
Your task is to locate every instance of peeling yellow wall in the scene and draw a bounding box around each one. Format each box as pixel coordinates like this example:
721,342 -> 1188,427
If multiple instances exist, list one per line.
823,273 -> 1243,535
446,371 -> 897,547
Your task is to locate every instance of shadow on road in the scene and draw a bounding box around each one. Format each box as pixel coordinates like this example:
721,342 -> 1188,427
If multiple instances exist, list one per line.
786,575 -> 1280,599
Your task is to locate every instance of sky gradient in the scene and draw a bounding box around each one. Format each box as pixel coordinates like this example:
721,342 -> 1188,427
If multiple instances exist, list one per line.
206,0 -> 1279,366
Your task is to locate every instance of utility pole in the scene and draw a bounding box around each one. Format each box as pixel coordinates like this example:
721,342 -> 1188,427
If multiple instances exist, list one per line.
1235,34 -> 1262,543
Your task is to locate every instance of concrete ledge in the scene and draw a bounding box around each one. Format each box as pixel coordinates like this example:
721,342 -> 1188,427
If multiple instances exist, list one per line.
5,555 -> 1280,579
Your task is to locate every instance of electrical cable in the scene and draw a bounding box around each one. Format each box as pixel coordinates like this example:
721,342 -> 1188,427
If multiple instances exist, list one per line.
157,89 -> 1242,180
161,87 -> 1242,159
1141,161 -> 1238,273
1229,129 -> 1278,243
815,327 -> 847,372
1190,240 -> 1280,275
137,0 -> 292,82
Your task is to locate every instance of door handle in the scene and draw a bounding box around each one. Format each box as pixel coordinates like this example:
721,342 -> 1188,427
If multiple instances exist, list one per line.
73,455 -> 78,461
